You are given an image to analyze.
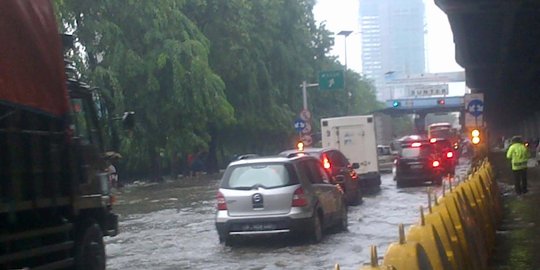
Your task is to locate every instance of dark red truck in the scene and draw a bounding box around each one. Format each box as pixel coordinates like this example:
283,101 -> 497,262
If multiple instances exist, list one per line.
1,1 -> 125,269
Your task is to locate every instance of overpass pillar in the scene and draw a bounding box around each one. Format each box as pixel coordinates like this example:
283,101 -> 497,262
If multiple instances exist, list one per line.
414,113 -> 427,134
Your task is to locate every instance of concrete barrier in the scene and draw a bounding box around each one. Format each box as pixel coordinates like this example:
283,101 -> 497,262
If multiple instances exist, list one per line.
427,192 -> 467,270
405,206 -> 453,270
339,161 -> 501,270
382,224 -> 433,270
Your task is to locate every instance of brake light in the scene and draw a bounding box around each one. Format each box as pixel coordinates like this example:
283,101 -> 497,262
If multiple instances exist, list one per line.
432,160 -> 440,168
429,138 -> 437,143
446,151 -> 454,158
292,187 -> 308,207
411,142 -> 422,147
216,191 -> 227,210
322,154 -> 331,170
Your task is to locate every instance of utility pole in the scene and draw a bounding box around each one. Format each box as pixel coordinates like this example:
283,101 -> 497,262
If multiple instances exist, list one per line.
338,30 -> 353,115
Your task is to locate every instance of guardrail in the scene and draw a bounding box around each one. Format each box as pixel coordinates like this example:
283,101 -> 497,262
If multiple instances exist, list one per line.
334,158 -> 500,270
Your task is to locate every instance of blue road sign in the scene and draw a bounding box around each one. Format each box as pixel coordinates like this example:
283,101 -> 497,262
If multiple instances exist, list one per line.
294,119 -> 306,132
467,99 -> 484,117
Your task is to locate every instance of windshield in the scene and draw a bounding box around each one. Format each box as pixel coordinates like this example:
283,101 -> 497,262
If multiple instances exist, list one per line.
222,163 -> 297,189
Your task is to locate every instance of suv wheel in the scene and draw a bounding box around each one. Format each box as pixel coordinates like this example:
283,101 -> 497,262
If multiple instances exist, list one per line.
339,202 -> 348,232
310,213 -> 323,243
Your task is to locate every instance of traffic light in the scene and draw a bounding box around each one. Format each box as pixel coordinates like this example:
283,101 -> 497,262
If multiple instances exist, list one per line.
437,99 -> 445,105
392,100 -> 401,108
471,129 -> 481,145
296,141 -> 304,151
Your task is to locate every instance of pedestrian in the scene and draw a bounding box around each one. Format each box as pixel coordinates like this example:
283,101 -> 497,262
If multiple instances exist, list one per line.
506,136 -> 529,195
187,153 -> 195,177
106,160 -> 118,189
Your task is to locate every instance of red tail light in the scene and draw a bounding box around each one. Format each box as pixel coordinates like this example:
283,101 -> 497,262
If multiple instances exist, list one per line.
432,160 -> 440,168
446,151 -> 454,158
322,154 -> 331,170
216,191 -> 227,210
292,187 -> 308,207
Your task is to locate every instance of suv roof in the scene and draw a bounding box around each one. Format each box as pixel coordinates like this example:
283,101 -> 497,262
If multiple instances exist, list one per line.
227,154 -> 317,167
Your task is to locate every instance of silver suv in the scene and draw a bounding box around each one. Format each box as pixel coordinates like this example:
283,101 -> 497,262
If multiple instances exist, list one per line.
215,155 -> 348,246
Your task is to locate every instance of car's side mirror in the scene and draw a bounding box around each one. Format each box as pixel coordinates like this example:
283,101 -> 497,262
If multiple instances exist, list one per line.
334,175 -> 345,184
351,163 -> 360,169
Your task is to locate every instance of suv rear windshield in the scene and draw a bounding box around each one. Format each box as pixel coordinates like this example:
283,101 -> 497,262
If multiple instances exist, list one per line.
401,145 -> 433,158
221,163 -> 298,189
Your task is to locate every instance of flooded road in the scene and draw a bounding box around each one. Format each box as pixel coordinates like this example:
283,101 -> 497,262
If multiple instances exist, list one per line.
106,159 -> 471,270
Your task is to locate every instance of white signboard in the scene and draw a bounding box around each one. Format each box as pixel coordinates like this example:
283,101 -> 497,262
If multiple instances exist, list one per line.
464,93 -> 484,128
407,84 -> 449,97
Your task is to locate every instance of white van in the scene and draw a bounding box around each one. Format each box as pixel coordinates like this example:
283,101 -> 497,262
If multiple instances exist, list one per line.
320,115 -> 381,188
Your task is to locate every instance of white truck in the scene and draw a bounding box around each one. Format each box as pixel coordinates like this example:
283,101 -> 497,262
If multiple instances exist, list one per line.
321,115 -> 382,189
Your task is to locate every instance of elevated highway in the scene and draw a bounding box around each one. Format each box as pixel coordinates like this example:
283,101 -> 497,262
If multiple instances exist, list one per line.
435,0 -> 540,138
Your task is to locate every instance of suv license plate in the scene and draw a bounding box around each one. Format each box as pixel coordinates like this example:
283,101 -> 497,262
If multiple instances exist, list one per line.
411,165 -> 423,169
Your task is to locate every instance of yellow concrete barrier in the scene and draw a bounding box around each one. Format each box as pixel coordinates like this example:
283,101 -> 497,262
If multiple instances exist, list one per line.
426,192 -> 468,270
406,206 -> 453,270
438,189 -> 485,269
469,175 -> 497,249
353,161 -> 501,270
462,178 -> 493,241
359,246 -> 397,270
382,224 -> 434,270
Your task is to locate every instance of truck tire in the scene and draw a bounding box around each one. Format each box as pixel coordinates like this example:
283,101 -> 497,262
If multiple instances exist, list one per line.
75,222 -> 106,270
345,180 -> 362,205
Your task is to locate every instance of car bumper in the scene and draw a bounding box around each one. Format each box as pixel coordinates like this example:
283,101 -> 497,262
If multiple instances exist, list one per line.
395,171 -> 441,183
215,210 -> 313,238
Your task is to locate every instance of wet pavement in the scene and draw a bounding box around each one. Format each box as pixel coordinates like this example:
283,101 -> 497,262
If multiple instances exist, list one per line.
489,152 -> 540,270
105,161 -> 472,270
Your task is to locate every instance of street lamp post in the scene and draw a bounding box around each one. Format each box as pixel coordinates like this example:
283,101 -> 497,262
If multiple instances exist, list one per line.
338,30 -> 353,115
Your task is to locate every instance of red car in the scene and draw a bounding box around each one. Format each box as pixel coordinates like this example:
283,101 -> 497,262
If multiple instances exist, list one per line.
279,147 -> 362,205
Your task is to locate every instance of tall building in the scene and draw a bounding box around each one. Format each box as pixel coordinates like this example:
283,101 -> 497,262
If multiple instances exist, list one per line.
360,0 -> 426,101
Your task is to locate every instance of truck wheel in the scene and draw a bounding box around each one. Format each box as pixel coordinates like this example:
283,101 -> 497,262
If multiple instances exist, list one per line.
345,180 -> 361,205
75,222 -> 106,270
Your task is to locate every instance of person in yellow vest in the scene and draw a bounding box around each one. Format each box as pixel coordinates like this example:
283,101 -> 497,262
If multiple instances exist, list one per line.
506,136 -> 530,194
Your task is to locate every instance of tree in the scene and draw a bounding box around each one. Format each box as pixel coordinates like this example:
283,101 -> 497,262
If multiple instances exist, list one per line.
55,0 -> 234,179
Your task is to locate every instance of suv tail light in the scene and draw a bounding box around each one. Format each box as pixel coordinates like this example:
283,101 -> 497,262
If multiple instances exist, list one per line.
432,160 -> 440,168
322,153 -> 331,170
446,151 -> 454,158
216,191 -> 227,210
292,187 -> 308,207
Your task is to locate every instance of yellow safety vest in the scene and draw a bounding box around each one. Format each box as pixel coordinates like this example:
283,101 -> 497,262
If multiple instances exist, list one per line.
506,143 -> 529,170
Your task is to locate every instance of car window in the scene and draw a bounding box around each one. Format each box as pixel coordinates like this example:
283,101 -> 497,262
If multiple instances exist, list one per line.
378,146 -> 391,155
223,163 -> 296,189
401,145 -> 433,158
299,159 -> 328,184
331,151 -> 349,167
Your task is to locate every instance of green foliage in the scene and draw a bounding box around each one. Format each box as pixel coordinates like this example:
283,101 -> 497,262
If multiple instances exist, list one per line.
54,0 -> 381,177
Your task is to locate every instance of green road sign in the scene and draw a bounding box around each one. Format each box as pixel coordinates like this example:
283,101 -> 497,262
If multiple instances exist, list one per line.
318,70 -> 344,90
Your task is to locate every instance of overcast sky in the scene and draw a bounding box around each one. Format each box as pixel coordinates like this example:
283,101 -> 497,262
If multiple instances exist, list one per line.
313,0 -> 464,74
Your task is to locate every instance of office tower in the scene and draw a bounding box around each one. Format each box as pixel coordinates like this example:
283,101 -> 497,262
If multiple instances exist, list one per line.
360,0 -> 425,101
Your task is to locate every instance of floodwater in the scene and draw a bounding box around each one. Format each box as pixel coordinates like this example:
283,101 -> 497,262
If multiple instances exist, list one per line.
106,159 -> 471,270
